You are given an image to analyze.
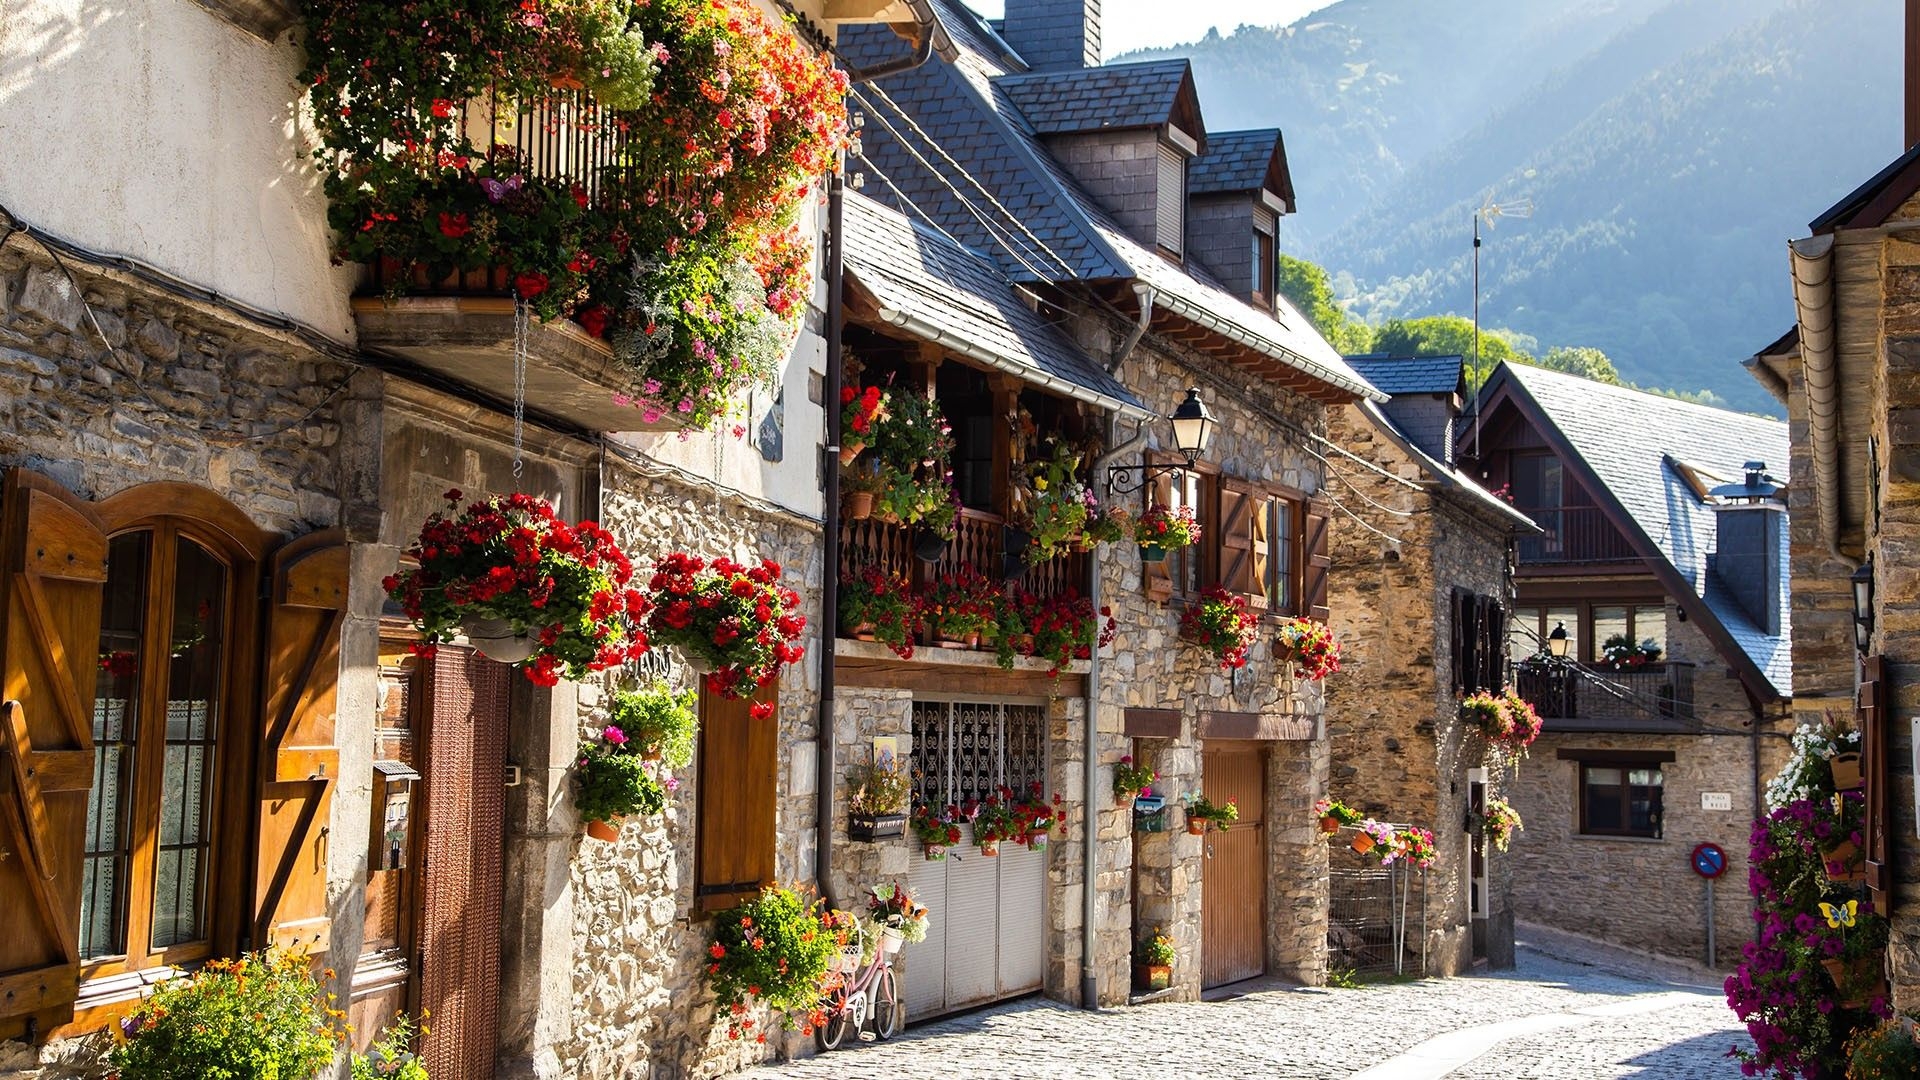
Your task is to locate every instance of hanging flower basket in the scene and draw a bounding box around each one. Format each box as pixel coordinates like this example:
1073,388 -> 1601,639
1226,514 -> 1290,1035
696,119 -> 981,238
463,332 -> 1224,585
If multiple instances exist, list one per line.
646,553 -> 806,699
1135,504 -> 1200,550
1139,543 -> 1166,563
1271,617 -> 1342,680
383,490 -> 651,685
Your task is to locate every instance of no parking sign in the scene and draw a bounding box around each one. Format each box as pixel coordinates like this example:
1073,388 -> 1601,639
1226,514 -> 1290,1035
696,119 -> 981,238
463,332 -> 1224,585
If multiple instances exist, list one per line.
1691,842 -> 1727,879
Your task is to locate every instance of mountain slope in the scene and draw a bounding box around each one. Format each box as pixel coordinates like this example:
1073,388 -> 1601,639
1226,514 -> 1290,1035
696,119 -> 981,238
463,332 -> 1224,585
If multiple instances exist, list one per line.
1124,0 -> 1903,412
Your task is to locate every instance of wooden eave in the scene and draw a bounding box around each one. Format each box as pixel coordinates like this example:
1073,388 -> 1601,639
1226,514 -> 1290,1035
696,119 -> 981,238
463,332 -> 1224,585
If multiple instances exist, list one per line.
1095,282 -> 1359,404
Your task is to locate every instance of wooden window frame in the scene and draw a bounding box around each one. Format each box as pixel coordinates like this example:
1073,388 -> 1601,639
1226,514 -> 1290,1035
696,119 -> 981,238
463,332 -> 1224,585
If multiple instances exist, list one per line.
1143,452 -> 1216,604
1573,756 -> 1667,839
1251,227 -> 1276,310
79,489 -> 268,986
1511,600 -> 1668,664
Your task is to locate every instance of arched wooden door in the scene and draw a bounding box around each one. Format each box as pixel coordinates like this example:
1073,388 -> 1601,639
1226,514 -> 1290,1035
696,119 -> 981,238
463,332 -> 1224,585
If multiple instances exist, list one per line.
1201,745 -> 1267,989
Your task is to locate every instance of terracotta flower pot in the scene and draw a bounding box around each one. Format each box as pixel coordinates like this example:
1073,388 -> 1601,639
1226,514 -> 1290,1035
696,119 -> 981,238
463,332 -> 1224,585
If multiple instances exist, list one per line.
1117,791 -> 1137,810
923,844 -> 946,861
1319,815 -> 1341,836
843,490 -> 875,520
978,839 -> 1000,857
1027,833 -> 1048,851
1134,963 -> 1172,992
966,632 -> 983,650
843,621 -> 878,641
1187,818 -> 1207,836
934,637 -> 968,651
1822,955 -> 1882,1006
1274,639 -> 1299,664
1822,838 -> 1867,883
585,818 -> 620,842
1830,752 -> 1864,791
641,744 -> 663,763
839,441 -> 866,466
1351,833 -> 1376,855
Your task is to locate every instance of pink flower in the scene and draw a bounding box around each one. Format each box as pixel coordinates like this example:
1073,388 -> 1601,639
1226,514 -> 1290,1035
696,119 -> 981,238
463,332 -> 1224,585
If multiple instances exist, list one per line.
603,725 -> 628,745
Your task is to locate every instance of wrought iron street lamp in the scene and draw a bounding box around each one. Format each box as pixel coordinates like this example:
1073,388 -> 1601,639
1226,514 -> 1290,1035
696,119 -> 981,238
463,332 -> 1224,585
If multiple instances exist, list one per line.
1106,388 -> 1217,494
1547,622 -> 1570,660
1852,559 -> 1875,654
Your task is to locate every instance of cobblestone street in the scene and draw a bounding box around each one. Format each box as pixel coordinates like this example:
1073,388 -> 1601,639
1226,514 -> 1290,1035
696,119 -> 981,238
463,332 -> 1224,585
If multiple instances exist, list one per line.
746,934 -> 1747,1079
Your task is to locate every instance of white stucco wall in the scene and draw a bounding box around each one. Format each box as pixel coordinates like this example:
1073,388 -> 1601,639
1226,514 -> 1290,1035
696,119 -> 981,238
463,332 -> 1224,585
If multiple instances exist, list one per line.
0,0 -> 356,340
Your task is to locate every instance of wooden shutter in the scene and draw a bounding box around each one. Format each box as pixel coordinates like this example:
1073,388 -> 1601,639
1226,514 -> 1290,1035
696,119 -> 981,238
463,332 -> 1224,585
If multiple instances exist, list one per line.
253,529 -> 347,957
1217,480 -> 1257,606
696,684 -> 777,912
1156,142 -> 1186,255
1484,601 -> 1508,691
1449,589 -> 1467,693
1302,498 -> 1331,622
1862,655 -> 1889,910
0,470 -> 107,1039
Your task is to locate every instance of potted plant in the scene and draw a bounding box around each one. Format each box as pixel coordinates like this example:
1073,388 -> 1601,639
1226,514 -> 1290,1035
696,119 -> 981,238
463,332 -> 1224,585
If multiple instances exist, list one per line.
576,722 -> 669,841
840,384 -> 888,465
1008,782 -> 1064,850
705,887 -> 846,1041
1084,503 -> 1130,546
911,803 -> 962,860
1388,826 -> 1439,869
1817,898 -> 1889,1008
1273,617 -> 1342,680
863,881 -> 930,958
110,949 -> 341,1080
351,1014 -> 428,1080
1114,755 -> 1156,808
971,796 -> 1020,856
1482,797 -> 1524,852
1134,504 -> 1200,562
1846,1017 -> 1920,1078
1019,443 -> 1093,561
1183,793 -> 1239,835
838,565 -> 916,658
1599,633 -> 1664,670
1133,929 -> 1176,992
841,461 -> 887,520
645,553 -> 806,698
847,759 -> 911,841
606,680 -> 698,767
1314,796 -> 1364,836
383,490 -> 651,684
1351,818 -> 1396,857
1180,586 -> 1260,670
920,565 -> 1001,649
1021,589 -> 1116,677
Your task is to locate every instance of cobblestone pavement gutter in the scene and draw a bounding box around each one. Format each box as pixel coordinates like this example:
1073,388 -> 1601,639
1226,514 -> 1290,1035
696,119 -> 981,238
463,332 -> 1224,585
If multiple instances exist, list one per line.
744,934 -> 1748,1079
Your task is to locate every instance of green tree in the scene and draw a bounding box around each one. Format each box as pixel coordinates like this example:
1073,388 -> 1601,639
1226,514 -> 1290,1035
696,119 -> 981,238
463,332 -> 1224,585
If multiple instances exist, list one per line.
1276,253 -> 1374,355
1371,315 -> 1535,387
1537,345 -> 1621,385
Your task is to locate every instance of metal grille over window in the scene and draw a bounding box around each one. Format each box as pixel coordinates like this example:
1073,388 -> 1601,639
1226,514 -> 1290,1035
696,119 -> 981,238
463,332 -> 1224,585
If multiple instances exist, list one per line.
912,700 -> 1048,806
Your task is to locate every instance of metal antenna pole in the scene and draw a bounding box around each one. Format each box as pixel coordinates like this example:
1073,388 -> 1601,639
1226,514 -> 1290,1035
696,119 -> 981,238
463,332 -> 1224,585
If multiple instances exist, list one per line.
1472,209 -> 1482,460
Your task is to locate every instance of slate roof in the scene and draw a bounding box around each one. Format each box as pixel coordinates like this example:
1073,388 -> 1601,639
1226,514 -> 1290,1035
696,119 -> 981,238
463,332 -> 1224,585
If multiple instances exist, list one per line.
841,192 -> 1143,412
1346,355 -> 1465,397
836,0 -> 1383,404
1189,129 -> 1284,198
992,60 -> 1195,136
1492,363 -> 1792,695
1810,142 -> 1920,234
1355,400 -> 1538,531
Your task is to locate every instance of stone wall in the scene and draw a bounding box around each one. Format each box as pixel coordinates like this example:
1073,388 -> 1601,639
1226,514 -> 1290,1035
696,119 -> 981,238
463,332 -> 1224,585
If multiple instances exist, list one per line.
1324,403 -> 1515,976
559,454 -> 825,1080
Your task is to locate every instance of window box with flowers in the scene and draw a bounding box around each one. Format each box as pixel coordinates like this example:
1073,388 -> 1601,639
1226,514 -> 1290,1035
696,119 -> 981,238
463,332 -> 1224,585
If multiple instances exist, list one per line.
306,0 -> 849,432
645,553 -> 806,698
1180,586 -> 1260,670
920,564 -> 1001,649
1273,617 -> 1342,680
383,490 -> 651,685
847,759 -> 911,841
1016,588 -> 1116,677
838,564 -> 916,657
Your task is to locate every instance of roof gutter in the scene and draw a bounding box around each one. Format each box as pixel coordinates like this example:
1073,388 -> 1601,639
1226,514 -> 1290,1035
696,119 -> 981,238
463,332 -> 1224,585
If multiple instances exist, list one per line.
1147,287 -> 1387,403
841,1 -> 955,82
874,304 -> 1152,418
1788,234 -> 1848,561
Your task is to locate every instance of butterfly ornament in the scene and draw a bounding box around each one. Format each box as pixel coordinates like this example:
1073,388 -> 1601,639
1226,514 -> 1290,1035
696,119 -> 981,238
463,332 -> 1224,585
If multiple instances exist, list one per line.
1819,899 -> 1858,929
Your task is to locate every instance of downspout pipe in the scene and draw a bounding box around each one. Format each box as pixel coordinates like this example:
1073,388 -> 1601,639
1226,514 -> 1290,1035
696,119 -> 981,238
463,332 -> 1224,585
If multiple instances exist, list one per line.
1108,283 -> 1155,374
817,15 -> 942,910
1789,234 -> 1846,560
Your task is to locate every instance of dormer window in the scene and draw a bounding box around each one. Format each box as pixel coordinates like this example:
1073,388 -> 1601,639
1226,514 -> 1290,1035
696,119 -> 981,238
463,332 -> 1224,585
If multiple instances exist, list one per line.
1157,142 -> 1187,259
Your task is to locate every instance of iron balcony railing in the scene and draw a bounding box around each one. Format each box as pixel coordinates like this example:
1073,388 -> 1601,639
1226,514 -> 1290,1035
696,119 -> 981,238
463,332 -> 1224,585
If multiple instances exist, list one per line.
839,508 -> 1086,614
1513,660 -> 1696,726
1514,505 -> 1641,564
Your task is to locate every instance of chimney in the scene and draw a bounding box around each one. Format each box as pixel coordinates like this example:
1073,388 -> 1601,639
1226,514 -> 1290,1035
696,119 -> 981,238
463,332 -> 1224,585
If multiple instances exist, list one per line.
1707,461 -> 1785,637
1001,0 -> 1101,73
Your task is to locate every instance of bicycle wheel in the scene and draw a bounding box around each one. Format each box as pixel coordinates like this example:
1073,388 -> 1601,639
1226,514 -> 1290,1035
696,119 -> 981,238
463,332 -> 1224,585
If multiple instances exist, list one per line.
870,967 -> 905,1041
814,997 -> 856,1052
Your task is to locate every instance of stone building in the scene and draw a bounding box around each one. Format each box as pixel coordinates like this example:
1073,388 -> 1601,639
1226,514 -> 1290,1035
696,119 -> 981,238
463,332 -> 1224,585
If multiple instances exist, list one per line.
1324,355 -> 1536,977
837,0 -> 1384,1006
1748,132 -> 1920,1007
1460,362 -> 1793,967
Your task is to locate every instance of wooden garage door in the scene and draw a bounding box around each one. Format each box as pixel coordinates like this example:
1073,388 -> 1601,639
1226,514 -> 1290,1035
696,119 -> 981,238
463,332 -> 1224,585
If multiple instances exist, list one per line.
1202,745 -> 1266,989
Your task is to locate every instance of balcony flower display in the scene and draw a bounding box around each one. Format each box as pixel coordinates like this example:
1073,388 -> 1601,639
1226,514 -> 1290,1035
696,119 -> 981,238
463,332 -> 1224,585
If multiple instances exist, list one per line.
705,887 -> 845,1042
575,721 -> 668,841
1599,633 -> 1664,670
1017,588 -> 1116,677
837,565 -> 915,658
1182,793 -> 1239,835
383,490 -> 650,685
303,0 -> 848,429
1114,755 -> 1156,806
1019,442 -> 1093,561
919,565 -> 1001,648
1461,688 -> 1541,759
1481,797 -> 1524,852
1272,617 -> 1342,680
839,384 -> 888,464
1134,504 -> 1200,561
645,553 -> 805,698
910,803 -> 962,860
1180,586 -> 1260,670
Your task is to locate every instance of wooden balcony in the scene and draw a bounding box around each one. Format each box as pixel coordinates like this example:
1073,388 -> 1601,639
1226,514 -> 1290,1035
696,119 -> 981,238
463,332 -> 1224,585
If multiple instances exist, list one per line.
840,507 -> 1087,606
1514,661 -> 1696,729
1514,506 -> 1640,565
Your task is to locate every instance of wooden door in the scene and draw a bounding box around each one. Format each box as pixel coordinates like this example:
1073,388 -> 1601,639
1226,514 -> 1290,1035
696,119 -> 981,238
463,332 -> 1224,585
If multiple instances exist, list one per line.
414,648 -> 508,1080
1201,746 -> 1266,989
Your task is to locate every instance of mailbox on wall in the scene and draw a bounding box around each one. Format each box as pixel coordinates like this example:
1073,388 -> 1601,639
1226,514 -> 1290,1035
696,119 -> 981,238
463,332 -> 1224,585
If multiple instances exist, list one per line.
371,760 -> 421,870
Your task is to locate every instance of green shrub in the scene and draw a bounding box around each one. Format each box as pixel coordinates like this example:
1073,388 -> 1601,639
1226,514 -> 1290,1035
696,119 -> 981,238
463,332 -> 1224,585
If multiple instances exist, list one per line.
606,681 -> 698,769
1848,1018 -> 1920,1079
109,950 -> 342,1080
350,1012 -> 429,1080
705,887 -> 844,1041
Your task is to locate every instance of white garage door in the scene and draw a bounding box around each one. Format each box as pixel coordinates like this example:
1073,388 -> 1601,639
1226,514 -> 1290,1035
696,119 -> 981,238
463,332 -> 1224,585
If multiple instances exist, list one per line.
902,698 -> 1049,1021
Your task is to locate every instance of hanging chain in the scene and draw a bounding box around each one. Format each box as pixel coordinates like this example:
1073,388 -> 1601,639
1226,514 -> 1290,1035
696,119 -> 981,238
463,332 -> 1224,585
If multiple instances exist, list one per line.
512,297 -> 529,485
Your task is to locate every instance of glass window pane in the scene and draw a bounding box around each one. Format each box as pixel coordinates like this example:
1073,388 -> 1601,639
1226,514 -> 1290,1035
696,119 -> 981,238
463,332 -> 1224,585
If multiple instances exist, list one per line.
1634,605 -> 1668,656
82,533 -> 149,960
1584,769 -> 1624,833
1172,472 -> 1203,595
1593,606 -> 1628,662
1509,606 -> 1542,660
1586,767 -> 1623,786
151,538 -> 225,950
